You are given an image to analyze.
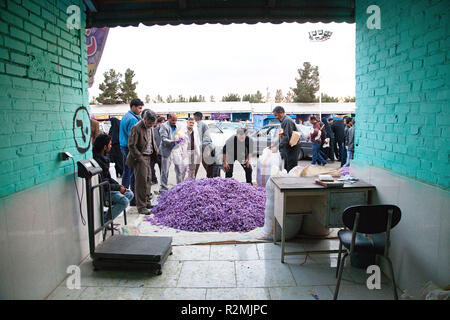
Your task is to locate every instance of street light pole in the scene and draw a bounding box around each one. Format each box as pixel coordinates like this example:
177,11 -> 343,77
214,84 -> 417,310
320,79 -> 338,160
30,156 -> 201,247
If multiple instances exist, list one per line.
308,29 -> 332,120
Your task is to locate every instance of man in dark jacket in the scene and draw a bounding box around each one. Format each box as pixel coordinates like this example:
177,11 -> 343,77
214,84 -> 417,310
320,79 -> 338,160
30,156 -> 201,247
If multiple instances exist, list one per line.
93,134 -> 134,224
344,117 -> 355,167
150,116 -> 165,184
273,106 -> 300,172
324,117 -> 335,161
108,117 -> 123,177
223,128 -> 254,184
331,117 -> 347,167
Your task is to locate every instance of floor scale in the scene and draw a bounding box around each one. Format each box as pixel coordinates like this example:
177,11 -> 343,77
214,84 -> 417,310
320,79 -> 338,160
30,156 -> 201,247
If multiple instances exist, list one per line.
77,159 -> 172,275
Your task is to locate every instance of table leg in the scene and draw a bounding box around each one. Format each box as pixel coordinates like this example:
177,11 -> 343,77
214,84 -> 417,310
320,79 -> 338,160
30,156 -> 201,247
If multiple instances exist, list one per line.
281,220 -> 285,263
273,217 -> 277,244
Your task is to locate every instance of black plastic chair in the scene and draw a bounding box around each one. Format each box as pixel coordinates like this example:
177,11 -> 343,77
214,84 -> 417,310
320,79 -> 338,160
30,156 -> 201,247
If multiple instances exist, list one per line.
334,205 -> 401,300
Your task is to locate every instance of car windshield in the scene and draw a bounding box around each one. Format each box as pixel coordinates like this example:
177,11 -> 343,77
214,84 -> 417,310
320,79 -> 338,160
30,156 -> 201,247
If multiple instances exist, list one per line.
218,122 -> 243,130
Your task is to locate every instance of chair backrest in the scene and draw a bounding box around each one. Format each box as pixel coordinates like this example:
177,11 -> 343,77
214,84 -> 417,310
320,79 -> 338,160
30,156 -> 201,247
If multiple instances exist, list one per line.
342,205 -> 401,234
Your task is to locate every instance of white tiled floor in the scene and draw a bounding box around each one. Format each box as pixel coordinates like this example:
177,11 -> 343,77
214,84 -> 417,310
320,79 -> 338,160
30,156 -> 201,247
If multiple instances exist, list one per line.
46,241 -> 398,300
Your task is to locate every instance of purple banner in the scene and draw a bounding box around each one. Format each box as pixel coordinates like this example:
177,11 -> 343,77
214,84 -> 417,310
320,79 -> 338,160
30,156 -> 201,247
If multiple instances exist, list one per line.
86,27 -> 109,88
211,113 -> 231,120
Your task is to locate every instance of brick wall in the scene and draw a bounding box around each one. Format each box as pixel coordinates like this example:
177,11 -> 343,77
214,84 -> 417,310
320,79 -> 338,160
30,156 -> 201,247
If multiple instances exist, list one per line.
0,0 -> 89,197
355,0 -> 449,188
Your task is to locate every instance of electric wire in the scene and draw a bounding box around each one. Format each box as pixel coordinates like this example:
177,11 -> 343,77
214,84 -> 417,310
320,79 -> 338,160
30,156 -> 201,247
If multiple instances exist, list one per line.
71,157 -> 86,226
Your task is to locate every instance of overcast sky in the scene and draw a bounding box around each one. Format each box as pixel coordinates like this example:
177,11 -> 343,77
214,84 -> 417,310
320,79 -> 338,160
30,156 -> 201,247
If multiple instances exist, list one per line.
89,22 -> 356,102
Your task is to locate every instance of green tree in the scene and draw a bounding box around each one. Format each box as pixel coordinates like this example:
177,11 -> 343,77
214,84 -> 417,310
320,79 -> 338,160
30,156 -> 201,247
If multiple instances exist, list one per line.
153,94 -> 164,103
145,94 -> 151,104
291,62 -> 320,102
177,95 -> 187,103
97,69 -> 122,104
242,91 -> 264,103
222,93 -> 241,102
275,89 -> 284,103
189,95 -> 205,102
344,96 -> 355,102
166,95 -> 175,103
119,68 -> 138,104
284,91 -> 294,103
210,95 -> 215,102
316,93 -> 339,102
255,90 -> 264,103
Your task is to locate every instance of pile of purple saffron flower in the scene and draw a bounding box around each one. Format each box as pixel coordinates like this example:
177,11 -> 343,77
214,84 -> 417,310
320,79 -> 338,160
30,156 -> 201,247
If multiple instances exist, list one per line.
146,177 -> 266,232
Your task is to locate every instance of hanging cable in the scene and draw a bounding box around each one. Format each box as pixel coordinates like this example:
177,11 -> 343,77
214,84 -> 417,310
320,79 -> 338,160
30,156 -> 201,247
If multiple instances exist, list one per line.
71,157 -> 86,226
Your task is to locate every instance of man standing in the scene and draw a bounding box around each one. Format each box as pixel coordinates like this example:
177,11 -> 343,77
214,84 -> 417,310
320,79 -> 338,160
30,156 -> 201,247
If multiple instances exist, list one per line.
272,106 -> 300,172
184,118 -> 201,180
150,117 -> 165,185
159,113 -> 183,194
326,118 -> 336,162
194,112 -> 213,178
331,117 -> 347,167
344,117 -> 355,167
93,134 -> 134,225
308,116 -> 327,166
223,128 -> 253,184
126,110 -> 158,215
119,98 -> 144,205
108,117 -> 123,177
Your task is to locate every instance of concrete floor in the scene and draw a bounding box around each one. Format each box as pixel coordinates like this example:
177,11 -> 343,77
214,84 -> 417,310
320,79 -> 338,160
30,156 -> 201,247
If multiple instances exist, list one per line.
46,239 -> 396,300
46,158 -> 397,300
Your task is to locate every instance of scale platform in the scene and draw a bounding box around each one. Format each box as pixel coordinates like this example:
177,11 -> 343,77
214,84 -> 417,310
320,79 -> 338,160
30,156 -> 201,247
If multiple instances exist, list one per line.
92,235 -> 172,275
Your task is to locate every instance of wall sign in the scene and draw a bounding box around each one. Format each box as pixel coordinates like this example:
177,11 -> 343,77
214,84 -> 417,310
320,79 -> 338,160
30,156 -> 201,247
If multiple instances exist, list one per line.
73,106 -> 91,154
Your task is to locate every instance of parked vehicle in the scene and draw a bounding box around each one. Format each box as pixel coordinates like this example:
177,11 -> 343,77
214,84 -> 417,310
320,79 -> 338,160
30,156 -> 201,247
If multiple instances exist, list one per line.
251,123 -> 313,160
216,121 -> 244,131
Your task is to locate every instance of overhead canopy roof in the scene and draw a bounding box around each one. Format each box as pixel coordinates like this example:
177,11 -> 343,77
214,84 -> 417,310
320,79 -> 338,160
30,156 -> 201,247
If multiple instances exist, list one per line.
84,0 -> 355,28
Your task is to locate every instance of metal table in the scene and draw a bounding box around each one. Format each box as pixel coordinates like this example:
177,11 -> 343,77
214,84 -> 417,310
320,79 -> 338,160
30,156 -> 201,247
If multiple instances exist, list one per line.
271,176 -> 375,263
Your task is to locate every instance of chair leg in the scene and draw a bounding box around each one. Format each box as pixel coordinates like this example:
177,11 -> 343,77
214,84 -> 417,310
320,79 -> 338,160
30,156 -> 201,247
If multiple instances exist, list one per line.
385,256 -> 398,300
336,241 -> 343,278
123,209 -> 127,225
333,252 -> 348,300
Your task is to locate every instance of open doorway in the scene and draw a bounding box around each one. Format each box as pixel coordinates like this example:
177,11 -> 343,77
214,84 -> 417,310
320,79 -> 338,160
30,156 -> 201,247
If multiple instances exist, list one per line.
88,22 -> 356,244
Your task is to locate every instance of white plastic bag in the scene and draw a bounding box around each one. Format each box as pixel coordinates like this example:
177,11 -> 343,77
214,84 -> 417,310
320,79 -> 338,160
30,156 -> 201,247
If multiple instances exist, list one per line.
288,165 -> 303,177
261,178 -> 276,236
258,167 -> 288,239
256,148 -> 282,187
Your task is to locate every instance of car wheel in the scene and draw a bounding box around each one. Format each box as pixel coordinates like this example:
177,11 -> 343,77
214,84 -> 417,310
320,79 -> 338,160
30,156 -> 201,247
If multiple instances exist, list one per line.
298,149 -> 304,160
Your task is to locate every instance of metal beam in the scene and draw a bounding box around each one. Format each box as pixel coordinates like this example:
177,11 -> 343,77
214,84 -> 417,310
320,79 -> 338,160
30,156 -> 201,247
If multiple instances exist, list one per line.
84,0 -> 98,13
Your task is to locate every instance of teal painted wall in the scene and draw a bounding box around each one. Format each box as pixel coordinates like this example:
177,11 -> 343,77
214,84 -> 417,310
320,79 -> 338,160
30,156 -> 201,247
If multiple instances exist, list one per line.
355,0 -> 449,188
0,0 -> 89,197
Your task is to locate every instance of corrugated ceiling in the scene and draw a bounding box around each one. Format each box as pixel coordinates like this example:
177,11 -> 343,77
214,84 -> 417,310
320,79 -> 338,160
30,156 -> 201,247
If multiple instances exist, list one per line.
85,0 -> 355,28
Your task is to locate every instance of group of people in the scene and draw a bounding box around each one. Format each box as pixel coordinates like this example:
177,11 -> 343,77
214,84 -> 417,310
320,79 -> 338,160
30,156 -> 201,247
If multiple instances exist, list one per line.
90,100 -> 355,221
269,107 -> 356,169
312,115 -> 355,168
91,98 -> 253,218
